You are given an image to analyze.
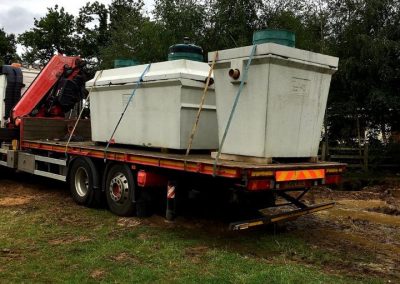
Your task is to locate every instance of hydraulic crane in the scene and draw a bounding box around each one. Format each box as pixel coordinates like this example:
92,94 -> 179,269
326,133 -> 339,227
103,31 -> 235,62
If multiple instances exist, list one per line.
12,55 -> 86,124
0,55 -> 87,140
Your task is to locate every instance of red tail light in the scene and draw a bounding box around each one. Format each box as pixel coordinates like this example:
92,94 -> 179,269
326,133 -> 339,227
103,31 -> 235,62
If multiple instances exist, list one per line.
137,170 -> 168,188
324,175 -> 341,185
247,179 -> 273,191
137,170 -> 147,187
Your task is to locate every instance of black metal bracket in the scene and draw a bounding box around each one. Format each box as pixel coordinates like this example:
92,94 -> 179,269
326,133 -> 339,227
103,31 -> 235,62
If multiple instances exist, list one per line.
277,190 -> 309,209
228,188 -> 335,231
229,201 -> 335,231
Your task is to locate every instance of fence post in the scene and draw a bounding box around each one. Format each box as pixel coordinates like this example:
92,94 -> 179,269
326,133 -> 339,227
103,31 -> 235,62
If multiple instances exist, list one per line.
363,143 -> 369,171
321,142 -> 327,161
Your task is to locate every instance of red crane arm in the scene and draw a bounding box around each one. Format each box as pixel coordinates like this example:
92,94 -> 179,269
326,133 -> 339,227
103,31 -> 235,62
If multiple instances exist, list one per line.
12,55 -> 81,121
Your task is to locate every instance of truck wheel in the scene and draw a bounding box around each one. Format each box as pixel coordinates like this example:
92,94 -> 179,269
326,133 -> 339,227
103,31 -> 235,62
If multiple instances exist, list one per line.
105,164 -> 136,216
69,157 -> 99,207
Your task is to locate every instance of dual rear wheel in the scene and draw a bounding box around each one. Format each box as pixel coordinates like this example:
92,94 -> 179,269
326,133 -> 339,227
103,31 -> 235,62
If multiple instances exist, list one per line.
105,164 -> 136,216
69,158 -> 136,216
69,158 -> 97,207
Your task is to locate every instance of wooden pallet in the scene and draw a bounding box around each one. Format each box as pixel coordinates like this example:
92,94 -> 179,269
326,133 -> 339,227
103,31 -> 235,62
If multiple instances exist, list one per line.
211,152 -> 319,164
211,152 -> 273,164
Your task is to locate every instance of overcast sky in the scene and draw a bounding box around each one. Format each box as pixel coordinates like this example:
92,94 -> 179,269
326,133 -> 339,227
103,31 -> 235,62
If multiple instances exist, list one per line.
0,0 -> 154,35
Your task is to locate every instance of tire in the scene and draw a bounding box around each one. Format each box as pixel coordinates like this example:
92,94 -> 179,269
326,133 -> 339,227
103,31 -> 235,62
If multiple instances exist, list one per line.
69,157 -> 99,207
105,164 -> 136,216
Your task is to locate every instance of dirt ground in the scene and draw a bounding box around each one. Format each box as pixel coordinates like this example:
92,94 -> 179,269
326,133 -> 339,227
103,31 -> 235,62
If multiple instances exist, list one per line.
0,172 -> 399,282
299,185 -> 400,280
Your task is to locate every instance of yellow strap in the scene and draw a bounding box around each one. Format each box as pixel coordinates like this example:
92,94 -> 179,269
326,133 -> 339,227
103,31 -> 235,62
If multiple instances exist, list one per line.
64,70 -> 103,154
185,51 -> 219,159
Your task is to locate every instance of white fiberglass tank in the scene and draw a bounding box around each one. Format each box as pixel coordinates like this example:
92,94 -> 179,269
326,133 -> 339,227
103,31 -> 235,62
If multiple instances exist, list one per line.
87,60 -> 218,150
210,43 -> 338,158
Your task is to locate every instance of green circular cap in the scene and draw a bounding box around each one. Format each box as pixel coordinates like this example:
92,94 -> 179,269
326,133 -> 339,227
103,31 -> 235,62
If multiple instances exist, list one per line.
253,29 -> 295,47
168,42 -> 204,62
114,59 -> 139,68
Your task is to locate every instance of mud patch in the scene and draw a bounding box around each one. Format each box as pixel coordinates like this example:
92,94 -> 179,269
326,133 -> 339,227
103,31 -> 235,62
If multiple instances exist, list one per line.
48,236 -> 92,245
117,217 -> 142,228
368,206 -> 400,216
144,215 -> 177,228
299,186 -> 400,280
185,246 -> 209,256
185,246 -> 209,263
337,199 -> 386,209
389,189 -> 400,198
0,248 -> 24,260
8,206 -> 39,216
57,215 -> 94,228
317,201 -> 400,226
109,252 -> 139,263
90,269 -> 107,280
137,233 -> 149,240
0,196 -> 33,207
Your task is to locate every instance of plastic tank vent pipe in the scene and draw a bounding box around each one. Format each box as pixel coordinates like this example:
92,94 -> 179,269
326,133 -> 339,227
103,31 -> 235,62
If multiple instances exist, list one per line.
228,69 -> 240,80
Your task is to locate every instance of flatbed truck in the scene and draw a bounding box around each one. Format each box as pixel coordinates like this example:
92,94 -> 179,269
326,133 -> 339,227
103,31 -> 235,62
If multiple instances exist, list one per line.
0,55 -> 345,230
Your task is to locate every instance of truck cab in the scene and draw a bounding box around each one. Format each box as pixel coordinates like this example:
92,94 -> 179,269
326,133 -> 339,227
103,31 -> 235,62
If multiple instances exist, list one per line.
0,64 -> 23,128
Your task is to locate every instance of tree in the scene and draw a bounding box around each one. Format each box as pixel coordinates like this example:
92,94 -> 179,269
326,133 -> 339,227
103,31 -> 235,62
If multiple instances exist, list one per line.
326,0 -> 400,143
259,1 -> 332,53
206,0 -> 263,51
18,5 -> 77,64
76,1 -> 110,71
0,28 -> 17,65
99,0 -> 150,68
153,0 -> 207,57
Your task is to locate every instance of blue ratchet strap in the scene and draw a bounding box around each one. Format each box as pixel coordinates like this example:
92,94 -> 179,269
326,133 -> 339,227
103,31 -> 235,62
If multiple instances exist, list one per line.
104,63 -> 152,161
213,45 -> 257,176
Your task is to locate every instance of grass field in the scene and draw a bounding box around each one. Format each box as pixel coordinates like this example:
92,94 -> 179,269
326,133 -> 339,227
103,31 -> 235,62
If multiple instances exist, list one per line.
1,174 -> 397,283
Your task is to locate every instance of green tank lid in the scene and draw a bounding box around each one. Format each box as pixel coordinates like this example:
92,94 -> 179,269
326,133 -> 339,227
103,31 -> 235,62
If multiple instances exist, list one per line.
114,59 -> 139,68
253,29 -> 295,47
168,37 -> 204,62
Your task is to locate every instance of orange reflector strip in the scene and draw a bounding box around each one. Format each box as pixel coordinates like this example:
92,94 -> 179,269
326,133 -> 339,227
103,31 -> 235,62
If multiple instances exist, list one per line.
275,169 -> 325,182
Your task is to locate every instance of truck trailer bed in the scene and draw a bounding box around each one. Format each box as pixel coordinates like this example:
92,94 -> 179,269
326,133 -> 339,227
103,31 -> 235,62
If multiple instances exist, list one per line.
0,117 -> 346,230
21,139 -> 345,179
16,117 -> 345,182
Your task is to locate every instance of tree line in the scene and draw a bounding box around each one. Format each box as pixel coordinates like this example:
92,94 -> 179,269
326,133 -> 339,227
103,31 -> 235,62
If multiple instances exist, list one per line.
0,0 -> 399,145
